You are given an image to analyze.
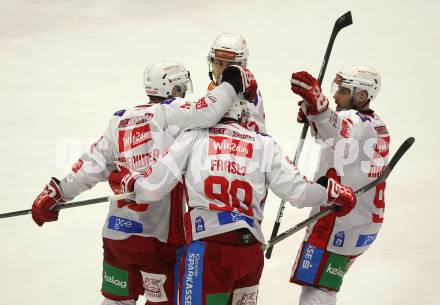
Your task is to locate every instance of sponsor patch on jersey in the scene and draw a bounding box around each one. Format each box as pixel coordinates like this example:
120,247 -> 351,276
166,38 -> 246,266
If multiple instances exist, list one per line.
195,216 -> 205,233
333,231 -> 345,247
318,252 -> 350,290
209,127 -> 255,141
295,243 -> 324,285
217,211 -> 255,227
113,109 -> 126,117
102,262 -> 129,296
340,118 -> 352,138
141,272 -> 168,302
195,97 -> 208,110
71,159 -> 83,173
208,136 -> 253,158
231,285 -> 259,305
107,216 -> 143,233
355,233 -> 377,247
118,124 -> 152,152
118,114 -> 154,128
181,241 -> 205,305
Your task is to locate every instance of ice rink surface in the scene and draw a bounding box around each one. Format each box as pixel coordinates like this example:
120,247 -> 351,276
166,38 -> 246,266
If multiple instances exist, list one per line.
1,0 -> 439,304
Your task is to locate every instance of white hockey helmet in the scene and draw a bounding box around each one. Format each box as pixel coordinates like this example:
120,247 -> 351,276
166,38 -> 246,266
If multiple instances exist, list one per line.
331,65 -> 381,101
224,98 -> 249,124
143,60 -> 193,98
207,32 -> 249,67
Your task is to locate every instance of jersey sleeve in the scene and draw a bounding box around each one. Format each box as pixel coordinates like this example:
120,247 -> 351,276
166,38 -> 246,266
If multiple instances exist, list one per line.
264,138 -> 327,208
58,119 -> 118,201
164,82 -> 237,132
134,129 -> 199,202
307,108 -> 364,142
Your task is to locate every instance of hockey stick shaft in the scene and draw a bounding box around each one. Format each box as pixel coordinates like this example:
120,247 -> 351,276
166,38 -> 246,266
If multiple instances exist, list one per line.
262,137 -> 415,251
266,11 -> 353,259
0,192 -> 134,219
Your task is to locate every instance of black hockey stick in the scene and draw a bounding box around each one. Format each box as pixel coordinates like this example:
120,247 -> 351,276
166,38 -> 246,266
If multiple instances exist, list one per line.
0,192 -> 134,220
262,137 -> 415,251
266,11 -> 353,259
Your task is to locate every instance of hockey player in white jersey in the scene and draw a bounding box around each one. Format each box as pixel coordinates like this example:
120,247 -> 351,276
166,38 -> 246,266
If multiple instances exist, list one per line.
107,65 -> 357,305
207,32 -> 267,133
30,60 -> 256,305
289,67 -> 389,305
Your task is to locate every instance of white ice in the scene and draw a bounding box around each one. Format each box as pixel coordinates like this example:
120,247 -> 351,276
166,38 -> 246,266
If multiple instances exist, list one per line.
1,0 -> 439,304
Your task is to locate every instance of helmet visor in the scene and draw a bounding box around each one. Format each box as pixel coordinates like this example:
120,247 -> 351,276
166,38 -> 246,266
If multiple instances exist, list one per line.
331,74 -> 352,97
170,71 -> 193,96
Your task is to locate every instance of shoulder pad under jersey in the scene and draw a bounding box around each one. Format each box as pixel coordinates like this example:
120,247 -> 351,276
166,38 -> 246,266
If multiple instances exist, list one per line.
113,109 -> 126,117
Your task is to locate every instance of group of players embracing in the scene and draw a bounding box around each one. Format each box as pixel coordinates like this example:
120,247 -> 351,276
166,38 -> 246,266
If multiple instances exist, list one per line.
32,32 -> 389,305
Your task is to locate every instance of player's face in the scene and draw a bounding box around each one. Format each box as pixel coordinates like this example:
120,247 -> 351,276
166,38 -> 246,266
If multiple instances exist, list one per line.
211,58 -> 229,81
352,90 -> 369,109
171,85 -> 186,98
333,86 -> 352,111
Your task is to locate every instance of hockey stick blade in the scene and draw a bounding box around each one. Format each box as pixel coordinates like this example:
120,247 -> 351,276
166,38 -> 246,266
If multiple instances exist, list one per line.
317,11 -> 352,84
266,11 -> 353,259
0,192 -> 134,220
262,137 -> 415,251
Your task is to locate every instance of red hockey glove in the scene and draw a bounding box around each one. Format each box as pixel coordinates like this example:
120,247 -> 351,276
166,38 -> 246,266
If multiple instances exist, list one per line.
221,65 -> 258,102
108,167 -> 135,207
32,178 -> 65,227
108,166 -> 141,195
317,176 -> 356,217
291,71 -> 329,115
108,166 -> 148,209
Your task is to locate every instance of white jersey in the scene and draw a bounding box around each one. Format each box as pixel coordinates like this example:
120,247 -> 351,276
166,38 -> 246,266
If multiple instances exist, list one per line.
134,122 -> 327,244
305,108 -> 390,256
208,81 -> 266,133
56,83 -> 238,244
